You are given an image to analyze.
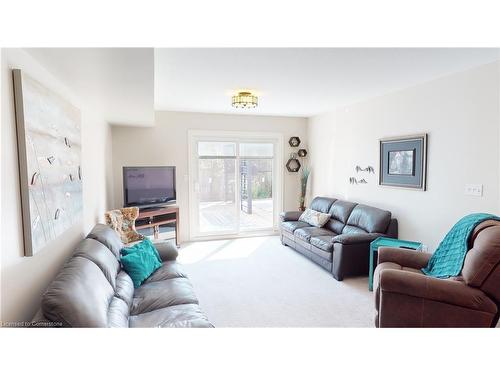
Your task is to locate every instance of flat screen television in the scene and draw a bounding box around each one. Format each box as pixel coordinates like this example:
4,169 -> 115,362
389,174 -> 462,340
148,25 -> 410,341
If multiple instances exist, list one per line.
123,166 -> 176,208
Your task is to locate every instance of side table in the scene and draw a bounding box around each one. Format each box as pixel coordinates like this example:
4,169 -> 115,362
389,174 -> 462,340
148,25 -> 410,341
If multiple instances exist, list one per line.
369,237 -> 422,291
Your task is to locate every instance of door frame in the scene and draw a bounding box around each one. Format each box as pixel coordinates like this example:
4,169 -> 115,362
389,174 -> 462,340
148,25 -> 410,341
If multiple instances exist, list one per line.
187,129 -> 284,241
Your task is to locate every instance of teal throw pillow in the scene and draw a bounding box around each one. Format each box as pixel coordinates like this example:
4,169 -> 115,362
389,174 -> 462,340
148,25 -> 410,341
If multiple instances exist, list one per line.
121,237 -> 162,263
120,238 -> 162,288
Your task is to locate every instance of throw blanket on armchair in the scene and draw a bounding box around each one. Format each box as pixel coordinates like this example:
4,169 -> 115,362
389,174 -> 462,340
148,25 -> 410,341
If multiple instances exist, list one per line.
422,213 -> 500,278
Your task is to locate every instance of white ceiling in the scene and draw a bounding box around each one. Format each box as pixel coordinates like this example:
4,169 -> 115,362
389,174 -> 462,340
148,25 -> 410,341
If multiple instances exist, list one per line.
24,48 -> 500,125
155,48 -> 500,117
26,48 -> 154,127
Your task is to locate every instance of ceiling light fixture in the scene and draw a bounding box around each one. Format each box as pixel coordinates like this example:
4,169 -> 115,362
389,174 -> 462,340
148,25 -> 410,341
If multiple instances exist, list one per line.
232,91 -> 258,109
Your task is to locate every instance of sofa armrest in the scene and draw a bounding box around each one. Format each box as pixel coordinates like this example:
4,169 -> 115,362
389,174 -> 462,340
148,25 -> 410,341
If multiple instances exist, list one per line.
332,232 -> 383,245
30,309 -> 62,328
377,246 -> 431,269
279,211 -> 303,222
379,269 -> 497,313
154,241 -> 179,262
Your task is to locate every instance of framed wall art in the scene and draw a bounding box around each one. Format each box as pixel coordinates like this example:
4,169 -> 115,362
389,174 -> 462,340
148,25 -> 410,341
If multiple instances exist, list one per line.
379,134 -> 427,190
13,69 -> 83,256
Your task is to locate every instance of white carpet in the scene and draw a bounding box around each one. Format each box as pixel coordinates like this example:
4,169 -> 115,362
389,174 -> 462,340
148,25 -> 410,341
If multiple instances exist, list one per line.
178,235 -> 374,327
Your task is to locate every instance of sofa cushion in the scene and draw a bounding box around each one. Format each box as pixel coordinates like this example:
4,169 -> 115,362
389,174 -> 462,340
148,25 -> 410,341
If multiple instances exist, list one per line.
299,208 -> 331,227
310,196 -> 336,213
342,225 -> 368,235
329,200 -> 358,223
346,204 -> 391,234
145,261 -> 188,283
333,232 -> 382,244
131,278 -> 199,315
310,235 -> 335,252
281,220 -> 311,234
373,262 -> 423,311
42,257 -> 115,327
309,244 -> 334,261
324,219 -> 345,235
73,238 -> 120,289
107,296 -> 130,327
86,223 -> 123,258
129,304 -> 214,328
325,200 -> 357,234
115,271 -> 134,308
294,227 -> 335,242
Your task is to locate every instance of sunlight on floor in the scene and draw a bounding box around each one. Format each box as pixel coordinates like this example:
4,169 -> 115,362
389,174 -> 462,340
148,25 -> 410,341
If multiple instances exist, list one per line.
179,235 -> 374,327
178,236 -> 270,264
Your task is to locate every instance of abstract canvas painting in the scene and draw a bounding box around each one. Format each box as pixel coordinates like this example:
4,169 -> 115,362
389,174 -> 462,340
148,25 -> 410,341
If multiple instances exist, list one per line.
13,69 -> 82,256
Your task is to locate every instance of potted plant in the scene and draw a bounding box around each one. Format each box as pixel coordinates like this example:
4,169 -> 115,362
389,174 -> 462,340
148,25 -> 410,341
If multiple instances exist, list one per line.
299,165 -> 310,211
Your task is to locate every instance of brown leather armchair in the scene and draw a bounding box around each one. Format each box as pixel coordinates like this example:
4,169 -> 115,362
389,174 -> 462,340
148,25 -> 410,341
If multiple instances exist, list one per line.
374,220 -> 500,327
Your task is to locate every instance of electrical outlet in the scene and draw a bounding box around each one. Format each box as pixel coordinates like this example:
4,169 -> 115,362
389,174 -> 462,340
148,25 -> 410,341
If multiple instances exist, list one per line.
464,184 -> 483,197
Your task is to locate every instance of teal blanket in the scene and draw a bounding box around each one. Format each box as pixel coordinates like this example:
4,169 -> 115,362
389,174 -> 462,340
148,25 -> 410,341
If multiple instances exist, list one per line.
422,213 -> 500,278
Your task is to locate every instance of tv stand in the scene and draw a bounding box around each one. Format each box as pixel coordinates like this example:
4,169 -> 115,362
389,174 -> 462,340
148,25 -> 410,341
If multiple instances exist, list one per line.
136,206 -> 179,247
139,205 -> 166,212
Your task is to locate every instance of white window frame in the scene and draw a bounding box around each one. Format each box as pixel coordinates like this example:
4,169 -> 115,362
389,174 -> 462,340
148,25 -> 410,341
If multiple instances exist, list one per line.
187,129 -> 284,241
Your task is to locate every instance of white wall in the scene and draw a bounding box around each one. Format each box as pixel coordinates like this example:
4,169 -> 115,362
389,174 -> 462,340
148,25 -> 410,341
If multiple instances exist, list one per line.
308,62 -> 500,251
111,111 -> 308,242
0,49 -> 112,323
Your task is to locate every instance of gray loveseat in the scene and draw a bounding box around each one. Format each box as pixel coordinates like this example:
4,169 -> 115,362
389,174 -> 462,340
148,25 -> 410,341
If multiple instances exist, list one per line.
32,224 -> 213,328
280,197 -> 398,281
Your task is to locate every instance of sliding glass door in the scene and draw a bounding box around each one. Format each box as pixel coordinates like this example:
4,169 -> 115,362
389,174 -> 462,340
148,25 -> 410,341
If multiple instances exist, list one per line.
239,143 -> 274,231
197,141 -> 238,235
190,133 -> 281,239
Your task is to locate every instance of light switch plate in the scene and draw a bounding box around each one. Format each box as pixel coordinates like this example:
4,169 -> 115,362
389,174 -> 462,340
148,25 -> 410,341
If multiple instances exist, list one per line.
464,184 -> 483,197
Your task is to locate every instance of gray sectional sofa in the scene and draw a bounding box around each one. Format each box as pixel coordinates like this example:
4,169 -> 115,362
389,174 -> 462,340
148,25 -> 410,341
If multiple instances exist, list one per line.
280,197 -> 398,281
32,224 -> 213,328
